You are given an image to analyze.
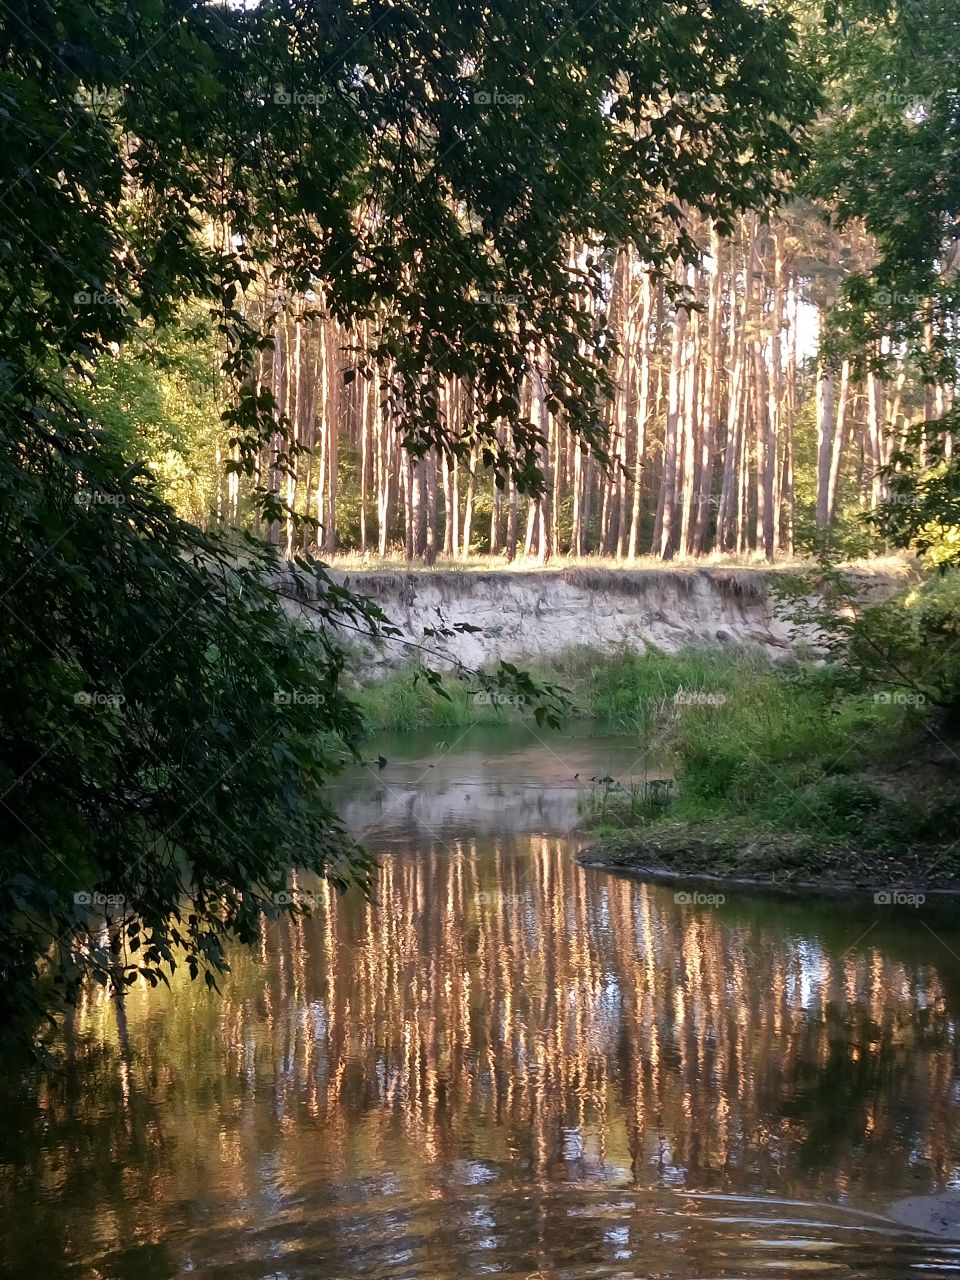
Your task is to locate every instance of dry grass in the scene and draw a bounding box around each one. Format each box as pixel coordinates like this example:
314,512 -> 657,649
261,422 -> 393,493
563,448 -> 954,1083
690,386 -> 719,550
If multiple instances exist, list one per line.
320,549 -> 914,578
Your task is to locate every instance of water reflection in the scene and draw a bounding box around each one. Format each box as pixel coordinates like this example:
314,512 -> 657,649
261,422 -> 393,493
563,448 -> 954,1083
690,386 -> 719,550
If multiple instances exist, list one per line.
333,722 -> 664,838
3,828 -> 960,1279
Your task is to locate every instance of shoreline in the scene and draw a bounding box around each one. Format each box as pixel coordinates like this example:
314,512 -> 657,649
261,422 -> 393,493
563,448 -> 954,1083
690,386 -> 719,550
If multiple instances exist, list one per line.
574,819 -> 960,900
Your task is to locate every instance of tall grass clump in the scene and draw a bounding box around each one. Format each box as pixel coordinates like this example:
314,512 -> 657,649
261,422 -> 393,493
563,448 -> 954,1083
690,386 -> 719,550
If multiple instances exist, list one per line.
622,662 -> 949,848
355,644 -> 773,733
356,666 -> 533,732
546,643 -> 776,732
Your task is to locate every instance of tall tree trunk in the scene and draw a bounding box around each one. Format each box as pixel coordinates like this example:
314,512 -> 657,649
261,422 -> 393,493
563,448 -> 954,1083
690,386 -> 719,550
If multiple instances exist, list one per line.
462,444 -> 477,559
677,264 -> 699,559
627,270 -> 652,560
411,454 -> 424,558
359,354 -> 369,555
866,360 -> 884,508
505,458 -> 518,562
322,322 -> 338,554
692,224 -> 722,554
718,233 -> 746,551
780,269 -> 798,555
815,242 -> 840,530
442,451 -> 455,557
826,358 -> 850,526
402,450 -> 414,560
424,449 -> 437,564
654,275 -> 687,560
490,425 -> 503,555
746,217 -> 771,558
534,365 -> 553,564
762,222 -> 784,560
285,311 -> 303,560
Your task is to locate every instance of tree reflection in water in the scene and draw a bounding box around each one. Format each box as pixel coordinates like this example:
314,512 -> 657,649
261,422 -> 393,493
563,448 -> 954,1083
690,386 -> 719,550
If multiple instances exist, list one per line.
2,834 -> 960,1279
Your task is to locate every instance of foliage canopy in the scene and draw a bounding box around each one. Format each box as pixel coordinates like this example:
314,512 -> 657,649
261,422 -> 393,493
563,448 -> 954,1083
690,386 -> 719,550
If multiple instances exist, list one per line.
0,0 -> 817,1040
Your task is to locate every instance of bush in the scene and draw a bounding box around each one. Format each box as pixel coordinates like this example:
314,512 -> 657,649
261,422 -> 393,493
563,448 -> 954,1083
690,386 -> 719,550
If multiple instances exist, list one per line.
0,418 -> 393,1037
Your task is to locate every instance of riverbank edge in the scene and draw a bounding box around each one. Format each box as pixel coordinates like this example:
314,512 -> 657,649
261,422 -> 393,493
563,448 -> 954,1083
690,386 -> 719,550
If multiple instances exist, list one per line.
575,820 -> 960,898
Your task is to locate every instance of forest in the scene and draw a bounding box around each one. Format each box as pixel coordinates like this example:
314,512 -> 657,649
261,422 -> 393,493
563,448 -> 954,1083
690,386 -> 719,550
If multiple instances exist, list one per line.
78,0 -> 959,566
117,205 -> 950,564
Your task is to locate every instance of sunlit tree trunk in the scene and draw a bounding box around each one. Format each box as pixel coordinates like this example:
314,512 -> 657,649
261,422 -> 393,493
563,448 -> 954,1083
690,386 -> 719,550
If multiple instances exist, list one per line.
866,359 -> 884,508
284,311 -> 302,559
424,449 -> 437,564
462,443 -> 477,559
761,222 -> 784,560
826,358 -> 850,526
677,264 -> 699,559
815,241 -> 839,530
358,339 -> 370,554
322,321 -> 338,554
692,225 -> 722,555
533,365 -> 552,564
718,233 -> 745,551
505,457 -> 518,562
402,450 -> 414,560
780,270 -> 798,556
627,270 -> 652,560
442,450 -> 455,557
654,272 -> 687,560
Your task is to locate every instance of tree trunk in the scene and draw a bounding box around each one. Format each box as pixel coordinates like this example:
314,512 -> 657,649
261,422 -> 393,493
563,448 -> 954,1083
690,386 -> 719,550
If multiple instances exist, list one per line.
718,233 -> 746,551
654,272 -> 687,560
692,224 -> 722,554
462,444 -> 477,559
762,222 -> 783,560
627,270 -> 652,560
424,449 -> 437,563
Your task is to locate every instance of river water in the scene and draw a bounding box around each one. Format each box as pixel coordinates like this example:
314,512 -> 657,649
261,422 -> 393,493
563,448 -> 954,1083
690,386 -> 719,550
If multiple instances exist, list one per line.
2,725 -> 960,1278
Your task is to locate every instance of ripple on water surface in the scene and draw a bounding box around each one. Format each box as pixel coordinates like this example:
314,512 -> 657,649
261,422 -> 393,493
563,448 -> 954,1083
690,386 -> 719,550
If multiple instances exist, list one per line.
2,728 -> 960,1279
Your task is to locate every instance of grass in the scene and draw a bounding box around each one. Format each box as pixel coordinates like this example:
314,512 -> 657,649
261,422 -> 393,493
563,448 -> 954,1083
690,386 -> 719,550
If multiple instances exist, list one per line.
355,666 -> 532,732
324,549 -> 912,577
579,776 -> 677,826
574,650 -> 960,882
355,644 -> 785,733
355,638 -> 960,885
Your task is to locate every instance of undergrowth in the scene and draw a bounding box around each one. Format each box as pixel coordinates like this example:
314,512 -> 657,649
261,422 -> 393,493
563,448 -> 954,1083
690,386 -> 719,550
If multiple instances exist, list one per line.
356,642 -> 960,854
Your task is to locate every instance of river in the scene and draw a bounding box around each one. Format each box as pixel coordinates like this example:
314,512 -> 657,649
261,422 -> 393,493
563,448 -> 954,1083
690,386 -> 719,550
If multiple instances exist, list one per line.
2,725 -> 960,1278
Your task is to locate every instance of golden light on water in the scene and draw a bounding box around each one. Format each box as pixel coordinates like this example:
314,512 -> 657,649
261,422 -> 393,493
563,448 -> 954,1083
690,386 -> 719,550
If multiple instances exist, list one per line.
4,832 -> 960,1278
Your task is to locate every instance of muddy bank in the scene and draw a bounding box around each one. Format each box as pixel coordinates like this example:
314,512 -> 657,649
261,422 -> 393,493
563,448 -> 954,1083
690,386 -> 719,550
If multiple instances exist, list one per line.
575,819 -> 960,898
311,567 -> 803,670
